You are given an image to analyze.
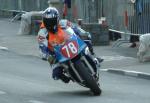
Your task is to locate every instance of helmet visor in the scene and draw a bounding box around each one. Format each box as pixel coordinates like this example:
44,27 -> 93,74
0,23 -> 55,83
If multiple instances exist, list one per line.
43,17 -> 58,32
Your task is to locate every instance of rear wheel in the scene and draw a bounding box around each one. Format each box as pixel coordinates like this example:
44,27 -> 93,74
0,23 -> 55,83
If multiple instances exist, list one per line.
74,60 -> 101,96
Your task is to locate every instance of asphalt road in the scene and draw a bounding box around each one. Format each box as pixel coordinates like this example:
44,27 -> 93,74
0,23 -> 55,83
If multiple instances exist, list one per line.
0,19 -> 150,103
0,50 -> 150,103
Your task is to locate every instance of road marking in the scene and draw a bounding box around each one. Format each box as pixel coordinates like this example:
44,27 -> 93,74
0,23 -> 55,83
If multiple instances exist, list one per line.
0,90 -> 6,95
0,46 -> 8,50
101,68 -> 150,79
101,55 -> 134,61
28,100 -> 45,103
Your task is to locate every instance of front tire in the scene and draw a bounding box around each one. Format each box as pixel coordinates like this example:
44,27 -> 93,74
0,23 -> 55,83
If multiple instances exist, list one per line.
74,60 -> 102,96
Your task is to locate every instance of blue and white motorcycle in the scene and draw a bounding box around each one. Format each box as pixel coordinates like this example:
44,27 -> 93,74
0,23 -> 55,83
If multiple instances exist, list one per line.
52,28 -> 101,95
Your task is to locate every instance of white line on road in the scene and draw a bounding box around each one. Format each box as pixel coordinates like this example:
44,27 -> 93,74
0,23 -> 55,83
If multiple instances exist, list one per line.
101,68 -> 150,77
0,46 -> 8,50
0,90 -> 6,95
28,100 -> 45,103
101,55 -> 135,61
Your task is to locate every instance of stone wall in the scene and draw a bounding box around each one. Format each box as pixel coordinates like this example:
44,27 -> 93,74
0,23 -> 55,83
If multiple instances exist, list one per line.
82,23 -> 109,46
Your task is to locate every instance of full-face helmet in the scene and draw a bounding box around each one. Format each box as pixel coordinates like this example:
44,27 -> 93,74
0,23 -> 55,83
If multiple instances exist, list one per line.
43,7 -> 59,33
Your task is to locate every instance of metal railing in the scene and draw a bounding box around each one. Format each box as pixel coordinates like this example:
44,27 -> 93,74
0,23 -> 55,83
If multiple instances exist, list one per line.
73,0 -> 150,34
102,0 -> 150,34
0,0 -> 49,11
1,0 -> 150,35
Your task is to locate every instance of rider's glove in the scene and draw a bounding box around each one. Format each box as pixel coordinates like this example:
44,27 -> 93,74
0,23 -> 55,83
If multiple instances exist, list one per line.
47,55 -> 56,64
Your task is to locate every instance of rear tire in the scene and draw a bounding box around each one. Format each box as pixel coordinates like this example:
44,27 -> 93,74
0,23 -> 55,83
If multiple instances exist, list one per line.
74,60 -> 101,96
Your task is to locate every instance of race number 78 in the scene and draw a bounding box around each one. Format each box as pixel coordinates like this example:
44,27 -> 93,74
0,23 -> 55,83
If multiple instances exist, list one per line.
62,42 -> 78,58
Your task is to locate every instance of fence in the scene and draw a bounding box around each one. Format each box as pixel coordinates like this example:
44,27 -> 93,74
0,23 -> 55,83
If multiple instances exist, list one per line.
0,0 -> 49,11
73,0 -> 150,34
0,0 -> 64,22
1,0 -> 150,34
101,0 -> 150,34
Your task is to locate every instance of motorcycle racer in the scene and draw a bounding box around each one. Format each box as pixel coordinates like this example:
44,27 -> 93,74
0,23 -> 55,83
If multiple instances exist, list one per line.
37,7 -> 101,83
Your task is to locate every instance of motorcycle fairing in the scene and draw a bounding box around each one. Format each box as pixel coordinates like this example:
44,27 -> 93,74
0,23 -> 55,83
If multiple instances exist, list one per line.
54,34 -> 87,62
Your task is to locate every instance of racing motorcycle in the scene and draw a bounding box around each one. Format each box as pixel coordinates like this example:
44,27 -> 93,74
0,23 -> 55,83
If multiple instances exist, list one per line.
51,28 -> 101,95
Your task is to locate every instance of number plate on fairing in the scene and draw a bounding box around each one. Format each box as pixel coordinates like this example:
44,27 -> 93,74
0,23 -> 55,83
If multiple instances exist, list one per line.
61,41 -> 78,59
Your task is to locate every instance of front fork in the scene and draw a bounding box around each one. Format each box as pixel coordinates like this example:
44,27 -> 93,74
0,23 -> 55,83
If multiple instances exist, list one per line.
67,55 -> 98,83
81,55 -> 99,80
81,56 -> 95,76
59,61 -> 84,83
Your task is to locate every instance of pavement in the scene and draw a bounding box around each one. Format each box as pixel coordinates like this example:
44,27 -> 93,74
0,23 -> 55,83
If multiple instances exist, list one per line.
0,18 -> 150,80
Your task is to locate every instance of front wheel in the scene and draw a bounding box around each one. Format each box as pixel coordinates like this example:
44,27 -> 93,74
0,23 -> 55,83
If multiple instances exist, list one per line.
74,60 -> 102,96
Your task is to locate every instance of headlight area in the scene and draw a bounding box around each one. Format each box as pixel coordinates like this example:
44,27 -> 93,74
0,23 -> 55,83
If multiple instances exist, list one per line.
84,47 -> 91,55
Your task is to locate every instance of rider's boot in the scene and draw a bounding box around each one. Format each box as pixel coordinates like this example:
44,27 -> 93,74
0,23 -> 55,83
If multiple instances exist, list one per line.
52,65 -> 70,83
96,57 -> 104,63
91,53 -> 103,67
60,74 -> 70,83
89,46 -> 104,63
